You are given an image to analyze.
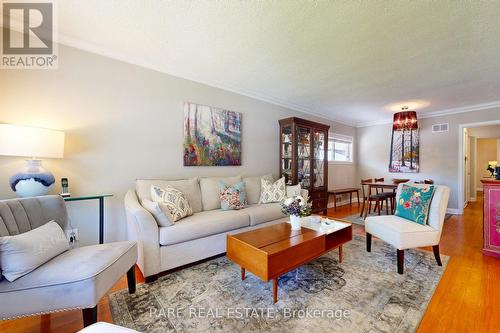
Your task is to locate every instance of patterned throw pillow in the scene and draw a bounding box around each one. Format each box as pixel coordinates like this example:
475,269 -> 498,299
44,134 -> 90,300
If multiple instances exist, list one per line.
151,185 -> 193,222
220,181 -> 247,210
395,184 -> 436,225
259,177 -> 286,204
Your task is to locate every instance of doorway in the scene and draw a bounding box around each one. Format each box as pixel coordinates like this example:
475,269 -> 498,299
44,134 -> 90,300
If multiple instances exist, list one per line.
459,122 -> 500,213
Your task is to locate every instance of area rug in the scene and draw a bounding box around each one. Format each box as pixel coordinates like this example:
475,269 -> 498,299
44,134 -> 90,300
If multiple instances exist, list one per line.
109,235 -> 448,333
342,212 -> 453,226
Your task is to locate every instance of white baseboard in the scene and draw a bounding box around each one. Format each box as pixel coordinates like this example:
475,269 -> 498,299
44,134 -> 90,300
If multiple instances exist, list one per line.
446,208 -> 461,215
476,187 -> 483,192
469,197 -> 477,202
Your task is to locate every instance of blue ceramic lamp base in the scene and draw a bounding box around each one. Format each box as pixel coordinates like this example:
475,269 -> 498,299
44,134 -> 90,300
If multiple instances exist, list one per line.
9,160 -> 55,197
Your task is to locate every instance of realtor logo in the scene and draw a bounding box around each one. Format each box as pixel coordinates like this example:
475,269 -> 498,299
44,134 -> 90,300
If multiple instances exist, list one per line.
1,1 -> 58,69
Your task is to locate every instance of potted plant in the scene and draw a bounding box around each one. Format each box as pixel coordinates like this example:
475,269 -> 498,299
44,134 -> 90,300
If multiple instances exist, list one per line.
281,196 -> 312,230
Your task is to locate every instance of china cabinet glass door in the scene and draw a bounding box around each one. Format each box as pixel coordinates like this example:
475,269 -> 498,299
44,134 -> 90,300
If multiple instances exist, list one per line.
281,125 -> 293,185
279,117 -> 330,214
313,130 -> 327,188
296,126 -> 311,190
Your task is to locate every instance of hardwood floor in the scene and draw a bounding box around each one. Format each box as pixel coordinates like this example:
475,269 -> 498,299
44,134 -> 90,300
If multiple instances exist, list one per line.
1,194 -> 498,333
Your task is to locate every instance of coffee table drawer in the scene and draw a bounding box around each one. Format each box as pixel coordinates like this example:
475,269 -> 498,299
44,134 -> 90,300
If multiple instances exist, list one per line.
227,236 -> 269,280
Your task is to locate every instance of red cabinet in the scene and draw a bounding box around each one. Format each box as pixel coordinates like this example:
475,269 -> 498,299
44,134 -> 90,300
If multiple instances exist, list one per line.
481,179 -> 500,258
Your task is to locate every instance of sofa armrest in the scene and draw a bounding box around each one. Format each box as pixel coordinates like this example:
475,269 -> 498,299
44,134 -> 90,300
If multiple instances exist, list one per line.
124,190 -> 160,278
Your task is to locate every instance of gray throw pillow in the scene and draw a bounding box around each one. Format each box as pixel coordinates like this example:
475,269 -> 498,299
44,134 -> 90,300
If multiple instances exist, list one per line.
141,199 -> 173,227
0,221 -> 69,282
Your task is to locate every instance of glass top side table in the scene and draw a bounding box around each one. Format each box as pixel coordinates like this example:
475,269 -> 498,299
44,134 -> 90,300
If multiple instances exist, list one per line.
63,194 -> 113,244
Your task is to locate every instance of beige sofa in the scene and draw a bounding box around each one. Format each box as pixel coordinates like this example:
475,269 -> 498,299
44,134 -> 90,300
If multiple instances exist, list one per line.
124,175 -> 306,281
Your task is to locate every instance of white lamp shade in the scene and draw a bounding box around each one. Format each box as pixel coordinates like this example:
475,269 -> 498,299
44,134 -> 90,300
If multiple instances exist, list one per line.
0,124 -> 65,158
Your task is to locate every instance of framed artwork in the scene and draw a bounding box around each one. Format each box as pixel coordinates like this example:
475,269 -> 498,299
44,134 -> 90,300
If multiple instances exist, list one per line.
389,128 -> 419,173
183,102 -> 242,166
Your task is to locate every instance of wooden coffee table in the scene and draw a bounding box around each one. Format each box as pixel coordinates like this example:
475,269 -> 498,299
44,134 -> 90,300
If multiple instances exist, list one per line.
226,217 -> 352,303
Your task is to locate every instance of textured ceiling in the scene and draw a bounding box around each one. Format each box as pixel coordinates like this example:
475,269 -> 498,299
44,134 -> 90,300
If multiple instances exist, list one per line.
52,1 -> 500,125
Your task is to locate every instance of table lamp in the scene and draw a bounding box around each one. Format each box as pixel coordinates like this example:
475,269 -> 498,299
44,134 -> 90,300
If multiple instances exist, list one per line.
0,124 -> 65,197
487,161 -> 497,178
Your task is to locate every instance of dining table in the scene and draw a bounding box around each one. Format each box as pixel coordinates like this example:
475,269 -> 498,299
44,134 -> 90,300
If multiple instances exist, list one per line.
361,179 -> 402,190
360,179 -> 409,218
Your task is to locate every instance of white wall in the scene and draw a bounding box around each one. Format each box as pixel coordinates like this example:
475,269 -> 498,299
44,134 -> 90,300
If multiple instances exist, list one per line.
0,44 -> 356,244
469,125 -> 500,138
357,108 -> 500,212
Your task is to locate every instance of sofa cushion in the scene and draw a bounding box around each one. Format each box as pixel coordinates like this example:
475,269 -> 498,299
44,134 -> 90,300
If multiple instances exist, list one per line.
159,210 -> 249,246
199,176 -> 242,211
243,174 -> 273,205
245,203 -> 286,226
136,178 -> 202,213
0,221 -> 69,282
365,215 -> 440,250
0,241 -> 137,319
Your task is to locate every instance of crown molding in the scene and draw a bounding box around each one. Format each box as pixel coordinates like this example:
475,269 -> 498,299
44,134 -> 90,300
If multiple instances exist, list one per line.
356,101 -> 500,128
417,101 -> 500,119
5,27 -> 497,129
56,33 -> 358,128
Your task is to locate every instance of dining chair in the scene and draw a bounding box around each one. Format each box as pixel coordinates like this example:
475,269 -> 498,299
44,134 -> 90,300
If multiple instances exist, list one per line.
373,177 -> 391,215
374,177 -> 384,195
415,179 -> 434,185
361,178 -> 390,218
359,178 -> 373,217
385,178 -> 410,214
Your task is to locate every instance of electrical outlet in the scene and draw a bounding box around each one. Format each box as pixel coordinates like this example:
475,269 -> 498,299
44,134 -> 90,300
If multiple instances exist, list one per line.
67,228 -> 79,243
72,228 -> 79,241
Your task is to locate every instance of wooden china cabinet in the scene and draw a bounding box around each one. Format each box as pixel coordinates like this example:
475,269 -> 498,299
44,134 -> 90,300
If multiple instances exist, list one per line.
279,117 -> 330,214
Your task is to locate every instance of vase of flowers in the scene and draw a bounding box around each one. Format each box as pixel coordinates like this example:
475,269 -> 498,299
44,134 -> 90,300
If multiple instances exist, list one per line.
281,196 -> 312,230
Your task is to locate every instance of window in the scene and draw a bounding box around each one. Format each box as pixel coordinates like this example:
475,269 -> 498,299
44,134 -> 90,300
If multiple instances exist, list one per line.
328,134 -> 353,163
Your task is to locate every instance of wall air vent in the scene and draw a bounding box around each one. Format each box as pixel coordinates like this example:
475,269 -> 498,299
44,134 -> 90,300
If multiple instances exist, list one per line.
432,123 -> 449,133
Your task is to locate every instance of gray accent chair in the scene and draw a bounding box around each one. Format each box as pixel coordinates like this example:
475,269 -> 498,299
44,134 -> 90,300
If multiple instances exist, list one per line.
0,195 -> 138,327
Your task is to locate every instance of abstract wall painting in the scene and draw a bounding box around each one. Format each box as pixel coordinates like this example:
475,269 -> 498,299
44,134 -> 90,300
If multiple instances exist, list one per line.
389,128 -> 419,173
183,102 -> 242,166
